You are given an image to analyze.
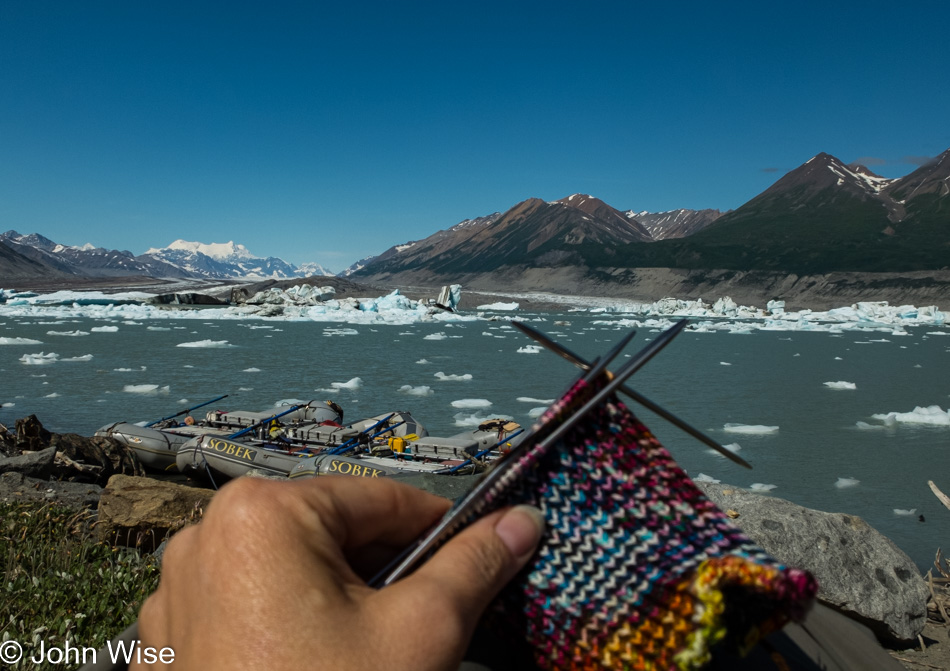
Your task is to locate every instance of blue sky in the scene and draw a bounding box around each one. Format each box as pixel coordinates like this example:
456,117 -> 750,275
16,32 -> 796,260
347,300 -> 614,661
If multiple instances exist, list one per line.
2,2 -> 948,272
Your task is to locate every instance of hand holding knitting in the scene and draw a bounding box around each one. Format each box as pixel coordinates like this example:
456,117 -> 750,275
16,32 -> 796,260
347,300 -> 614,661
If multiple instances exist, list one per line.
132,476 -> 543,670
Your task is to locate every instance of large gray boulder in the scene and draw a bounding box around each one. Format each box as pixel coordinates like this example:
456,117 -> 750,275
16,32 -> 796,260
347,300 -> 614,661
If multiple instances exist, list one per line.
0,446 -> 56,478
696,481 -> 928,644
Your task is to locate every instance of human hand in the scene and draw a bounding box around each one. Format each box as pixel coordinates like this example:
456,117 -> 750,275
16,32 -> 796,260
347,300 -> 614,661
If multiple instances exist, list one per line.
133,476 -> 544,670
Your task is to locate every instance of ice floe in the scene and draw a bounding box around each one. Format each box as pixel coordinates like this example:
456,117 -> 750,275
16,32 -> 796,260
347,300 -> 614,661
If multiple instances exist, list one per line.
871,405 -> 950,427
398,385 -> 433,396
453,411 -> 514,427
477,302 -> 519,311
176,340 -> 235,348
824,381 -> 857,390
328,377 -> 363,391
123,384 -> 170,394
434,372 -> 473,381
709,443 -> 742,458
723,423 -> 779,434
693,473 -> 721,483
424,333 -> 448,340
242,367 -> 261,373
61,354 -> 93,362
19,352 -> 60,365
46,330 -> 89,336
517,397 -> 555,404
835,477 -> 860,488
451,398 -> 492,409
91,325 -> 119,332
0,337 -> 43,345
527,407 -> 547,418
894,508 -> 918,516
750,483 -> 777,492
517,345 -> 542,354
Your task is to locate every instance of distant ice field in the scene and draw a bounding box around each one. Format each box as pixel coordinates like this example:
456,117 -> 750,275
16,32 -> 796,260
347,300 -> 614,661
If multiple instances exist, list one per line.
1,293 -> 948,572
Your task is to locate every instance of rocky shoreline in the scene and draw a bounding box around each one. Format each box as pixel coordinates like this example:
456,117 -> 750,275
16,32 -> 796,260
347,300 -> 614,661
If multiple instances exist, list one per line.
2,415 -> 949,669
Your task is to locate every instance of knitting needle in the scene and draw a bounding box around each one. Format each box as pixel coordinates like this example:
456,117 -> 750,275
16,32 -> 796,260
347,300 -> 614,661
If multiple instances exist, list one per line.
511,321 -> 752,469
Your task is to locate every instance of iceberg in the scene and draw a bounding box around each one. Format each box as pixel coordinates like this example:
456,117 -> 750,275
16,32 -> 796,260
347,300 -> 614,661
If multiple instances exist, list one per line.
871,405 -> 950,427
823,381 -> 857,390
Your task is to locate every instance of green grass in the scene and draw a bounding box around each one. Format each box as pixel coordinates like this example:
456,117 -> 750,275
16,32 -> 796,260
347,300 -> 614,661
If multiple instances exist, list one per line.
1,501 -> 160,670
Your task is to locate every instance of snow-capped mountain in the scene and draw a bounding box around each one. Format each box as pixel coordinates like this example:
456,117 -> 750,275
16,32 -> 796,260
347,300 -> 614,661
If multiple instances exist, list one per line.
0,233 -> 335,281
141,239 -> 336,279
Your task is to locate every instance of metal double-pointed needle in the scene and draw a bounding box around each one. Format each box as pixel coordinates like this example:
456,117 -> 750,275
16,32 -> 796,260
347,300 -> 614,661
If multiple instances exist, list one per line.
511,320 -> 752,469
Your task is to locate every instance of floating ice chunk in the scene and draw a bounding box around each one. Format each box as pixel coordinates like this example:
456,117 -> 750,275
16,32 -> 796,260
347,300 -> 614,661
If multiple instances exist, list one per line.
451,398 -> 492,409
243,367 -> 261,373
398,385 -> 433,396
323,327 -> 359,336
824,381 -> 856,390
0,337 -> 43,345
47,330 -> 89,336
517,397 -> 555,404
709,443 -> 742,458
528,407 -> 547,418
723,423 -> 779,434
44,392 -> 60,398
434,372 -> 473,381
123,384 -> 170,394
238,387 -> 253,391
517,345 -> 542,354
1,402 -> 14,408
91,325 -> 119,332
834,357 -> 843,360
415,358 -> 430,364
693,473 -> 721,484
720,362 -> 731,366
176,340 -> 235,348
855,421 -> 886,430
453,411 -> 514,427
330,377 -> 363,390
872,405 -> 950,426
835,477 -> 860,488
178,398 -> 189,404
19,352 -> 59,365
750,483 -> 777,491
477,302 -> 519,311
147,326 -> 171,331
424,332 -> 448,340
893,508 -> 918,516
61,354 -> 93,362
927,331 -> 949,336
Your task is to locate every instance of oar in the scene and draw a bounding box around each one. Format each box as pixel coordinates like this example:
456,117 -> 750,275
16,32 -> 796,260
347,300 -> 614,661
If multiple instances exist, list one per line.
511,320 -> 752,469
328,413 -> 397,455
435,428 -> 526,475
227,405 -> 303,440
145,394 -> 229,427
371,321 -> 676,587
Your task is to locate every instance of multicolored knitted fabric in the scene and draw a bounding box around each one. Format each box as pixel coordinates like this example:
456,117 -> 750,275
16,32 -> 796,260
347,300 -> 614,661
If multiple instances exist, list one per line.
482,375 -> 818,670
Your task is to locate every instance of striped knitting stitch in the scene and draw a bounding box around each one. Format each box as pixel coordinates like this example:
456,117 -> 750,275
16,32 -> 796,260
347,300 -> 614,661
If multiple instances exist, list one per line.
484,376 -> 818,670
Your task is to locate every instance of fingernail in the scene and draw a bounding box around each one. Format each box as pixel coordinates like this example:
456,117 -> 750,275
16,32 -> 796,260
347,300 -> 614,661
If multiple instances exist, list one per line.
494,505 -> 545,560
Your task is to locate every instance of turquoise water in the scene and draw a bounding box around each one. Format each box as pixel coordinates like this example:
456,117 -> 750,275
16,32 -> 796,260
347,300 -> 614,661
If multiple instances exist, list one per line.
2,312 -> 949,572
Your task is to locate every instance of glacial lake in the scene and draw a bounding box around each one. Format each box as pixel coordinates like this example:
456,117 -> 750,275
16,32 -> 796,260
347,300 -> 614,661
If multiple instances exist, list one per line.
2,307 -> 949,573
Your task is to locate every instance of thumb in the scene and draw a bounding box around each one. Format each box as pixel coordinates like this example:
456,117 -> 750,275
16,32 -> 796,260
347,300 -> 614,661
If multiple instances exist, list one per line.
396,505 -> 545,627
